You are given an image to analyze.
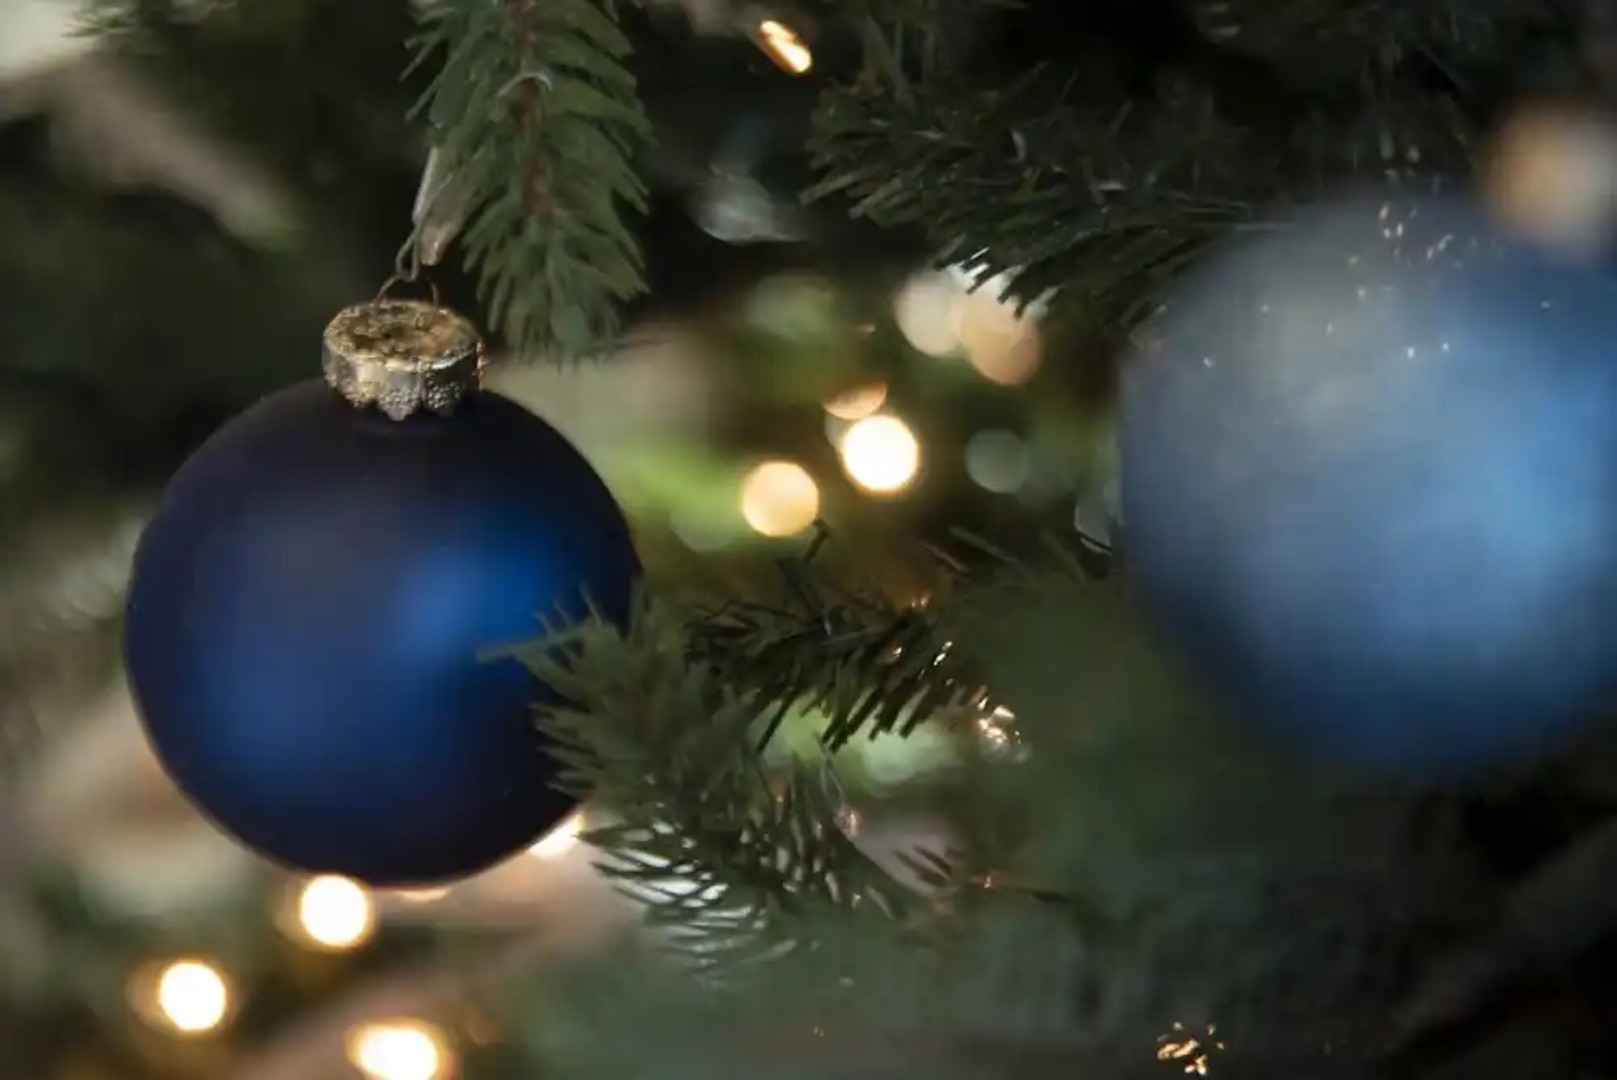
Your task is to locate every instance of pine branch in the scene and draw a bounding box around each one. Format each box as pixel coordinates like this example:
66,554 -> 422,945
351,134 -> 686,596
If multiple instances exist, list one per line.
687,570 -> 989,753
517,600 -> 919,970
412,0 -> 652,360
1184,0 -> 1575,72
808,68 -> 1252,317
805,0 -> 1575,321
500,880 -> 1389,1080
80,0 -> 650,356
673,528 -> 1005,757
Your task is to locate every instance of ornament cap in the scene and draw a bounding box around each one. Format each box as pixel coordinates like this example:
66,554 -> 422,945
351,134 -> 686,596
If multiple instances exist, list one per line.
322,299 -> 484,420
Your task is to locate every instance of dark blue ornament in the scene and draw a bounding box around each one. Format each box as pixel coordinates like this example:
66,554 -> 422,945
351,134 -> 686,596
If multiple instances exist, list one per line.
1121,190 -> 1617,778
125,380 -> 638,885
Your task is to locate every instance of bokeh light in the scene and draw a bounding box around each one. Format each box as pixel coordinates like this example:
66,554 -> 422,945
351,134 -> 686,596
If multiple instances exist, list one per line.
147,959 -> 231,1035
893,266 -> 1043,383
823,381 -> 887,420
1486,104 -> 1617,259
892,271 -> 962,356
740,461 -> 821,536
347,1019 -> 453,1080
955,291 -> 1042,385
964,430 -> 1031,493
295,875 -> 375,951
839,415 -> 920,494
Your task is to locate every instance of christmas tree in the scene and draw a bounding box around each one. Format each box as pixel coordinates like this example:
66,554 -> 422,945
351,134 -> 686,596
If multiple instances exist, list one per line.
5,0 -> 1617,1076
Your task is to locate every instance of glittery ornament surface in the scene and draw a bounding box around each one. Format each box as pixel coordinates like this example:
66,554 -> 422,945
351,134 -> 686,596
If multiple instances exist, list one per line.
1122,190 -> 1617,777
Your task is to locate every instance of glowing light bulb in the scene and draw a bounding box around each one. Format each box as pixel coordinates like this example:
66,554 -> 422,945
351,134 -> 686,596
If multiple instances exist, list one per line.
347,1019 -> 452,1080
740,461 -> 821,537
296,876 -> 375,950
153,960 -> 230,1035
753,19 -> 812,74
977,705 -> 1020,748
530,809 -> 585,859
839,415 -> 920,494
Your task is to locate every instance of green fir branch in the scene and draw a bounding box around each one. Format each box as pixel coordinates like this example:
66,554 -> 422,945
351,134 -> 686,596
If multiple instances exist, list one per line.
688,572 -> 989,753
804,1 -> 1575,322
808,68 -> 1250,316
1181,0 -> 1576,73
518,600 -> 918,968
410,0 -> 651,360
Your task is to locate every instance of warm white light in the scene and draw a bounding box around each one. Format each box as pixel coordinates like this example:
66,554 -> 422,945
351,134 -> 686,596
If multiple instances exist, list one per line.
740,461 -> 821,537
839,415 -> 920,494
976,705 -> 1019,747
1486,104 -> 1617,259
347,1019 -> 452,1080
530,810 -> 585,859
893,271 -> 961,356
154,960 -> 230,1035
754,19 -> 812,74
296,876 -> 375,950
955,293 -> 1041,385
1158,1021 -> 1225,1076
823,382 -> 887,420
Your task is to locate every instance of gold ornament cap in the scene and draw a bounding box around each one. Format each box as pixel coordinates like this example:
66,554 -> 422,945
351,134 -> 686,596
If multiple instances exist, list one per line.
321,299 -> 484,420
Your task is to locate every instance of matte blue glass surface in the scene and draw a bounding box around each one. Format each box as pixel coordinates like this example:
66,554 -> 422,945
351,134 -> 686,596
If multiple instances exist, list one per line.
125,382 -> 638,884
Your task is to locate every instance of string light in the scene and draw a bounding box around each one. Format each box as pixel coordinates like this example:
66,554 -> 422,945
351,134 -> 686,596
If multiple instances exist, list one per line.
838,414 -> 920,494
740,460 -> 821,537
347,1019 -> 453,1080
139,958 -> 231,1036
752,19 -> 812,74
1157,1023 -> 1226,1075
529,809 -> 585,859
293,875 -> 375,951
976,705 -> 1019,747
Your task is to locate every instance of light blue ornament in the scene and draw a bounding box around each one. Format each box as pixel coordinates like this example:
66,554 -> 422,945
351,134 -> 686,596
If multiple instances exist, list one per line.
1121,189 -> 1617,778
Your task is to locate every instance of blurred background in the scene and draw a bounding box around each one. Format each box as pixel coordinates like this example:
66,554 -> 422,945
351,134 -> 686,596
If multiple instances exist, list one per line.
0,1 -> 1113,1075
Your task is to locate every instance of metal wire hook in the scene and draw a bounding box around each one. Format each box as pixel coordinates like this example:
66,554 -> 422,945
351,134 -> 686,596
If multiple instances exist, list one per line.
374,144 -> 461,304
374,256 -> 442,305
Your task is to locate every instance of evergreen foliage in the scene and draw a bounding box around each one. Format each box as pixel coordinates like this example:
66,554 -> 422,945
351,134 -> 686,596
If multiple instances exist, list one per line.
21,1 -> 1617,1075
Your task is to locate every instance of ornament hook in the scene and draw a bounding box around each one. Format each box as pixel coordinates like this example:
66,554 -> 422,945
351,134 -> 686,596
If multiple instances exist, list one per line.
331,143 -> 483,420
376,143 -> 469,301
375,265 -> 442,307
